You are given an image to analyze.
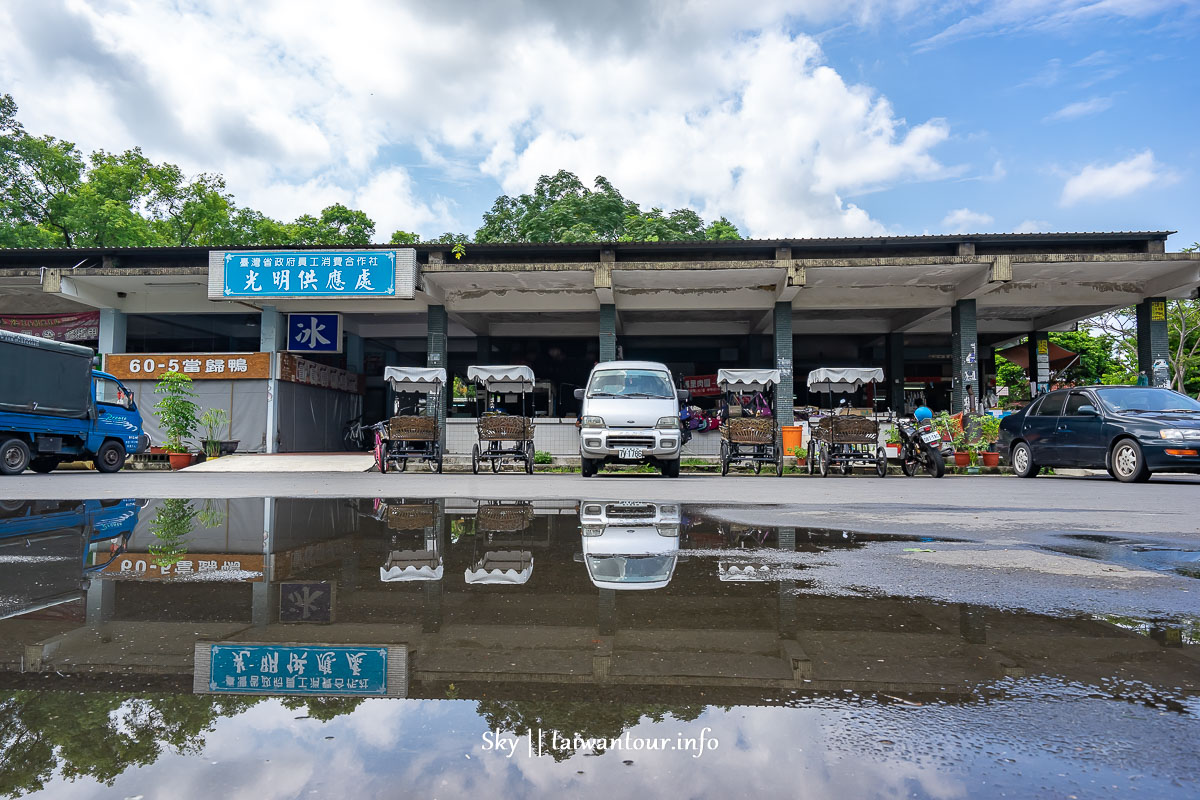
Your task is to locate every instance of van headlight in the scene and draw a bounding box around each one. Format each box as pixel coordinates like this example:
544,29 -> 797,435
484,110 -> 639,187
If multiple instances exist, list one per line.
656,416 -> 679,429
582,416 -> 605,428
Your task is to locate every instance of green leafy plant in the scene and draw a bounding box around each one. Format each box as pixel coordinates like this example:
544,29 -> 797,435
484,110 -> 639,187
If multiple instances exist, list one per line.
148,498 -> 195,569
885,426 -> 902,446
534,450 -> 554,464
198,407 -> 230,458
153,370 -> 199,453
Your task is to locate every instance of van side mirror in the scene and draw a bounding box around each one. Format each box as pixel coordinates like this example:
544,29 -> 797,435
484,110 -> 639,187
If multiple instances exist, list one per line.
574,388 -> 585,400
677,389 -> 690,402
1078,404 -> 1098,416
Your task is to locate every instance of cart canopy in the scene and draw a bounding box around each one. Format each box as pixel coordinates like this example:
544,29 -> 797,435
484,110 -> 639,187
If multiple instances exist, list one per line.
464,551 -> 534,584
717,369 -> 781,391
379,550 -> 444,582
467,365 -> 535,392
383,366 -> 446,391
806,367 -> 884,393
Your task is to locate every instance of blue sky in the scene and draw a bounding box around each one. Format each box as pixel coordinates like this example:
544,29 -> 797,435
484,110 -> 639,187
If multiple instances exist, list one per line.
0,1 -> 1196,247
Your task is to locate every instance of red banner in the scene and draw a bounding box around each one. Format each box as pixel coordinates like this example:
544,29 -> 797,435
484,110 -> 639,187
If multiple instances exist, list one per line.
683,374 -> 721,397
0,312 -> 100,343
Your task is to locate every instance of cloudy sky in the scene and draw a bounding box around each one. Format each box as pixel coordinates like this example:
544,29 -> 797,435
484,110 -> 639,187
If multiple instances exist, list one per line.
1,0 -> 1197,246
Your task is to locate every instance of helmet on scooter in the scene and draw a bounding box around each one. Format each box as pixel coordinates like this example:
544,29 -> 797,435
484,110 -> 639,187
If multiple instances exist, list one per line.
913,405 -> 933,421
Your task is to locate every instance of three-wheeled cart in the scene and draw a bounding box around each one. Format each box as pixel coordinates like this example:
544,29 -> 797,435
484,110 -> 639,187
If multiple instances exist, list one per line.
467,365 -> 536,475
805,368 -> 887,478
718,369 -> 784,476
375,499 -> 444,583
373,367 -> 445,474
465,500 -> 535,586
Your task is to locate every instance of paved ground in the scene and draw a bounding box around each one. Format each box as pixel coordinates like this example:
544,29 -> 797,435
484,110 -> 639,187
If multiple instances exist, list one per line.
182,454 -> 374,472
5,470 -> 1199,540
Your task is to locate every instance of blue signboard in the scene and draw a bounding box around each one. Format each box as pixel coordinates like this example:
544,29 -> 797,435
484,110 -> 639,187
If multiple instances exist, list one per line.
207,643 -> 390,695
287,314 -> 342,353
221,250 -> 396,298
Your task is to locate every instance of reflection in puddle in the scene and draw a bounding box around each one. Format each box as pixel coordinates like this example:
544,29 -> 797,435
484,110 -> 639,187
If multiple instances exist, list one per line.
1,497 -> 1198,799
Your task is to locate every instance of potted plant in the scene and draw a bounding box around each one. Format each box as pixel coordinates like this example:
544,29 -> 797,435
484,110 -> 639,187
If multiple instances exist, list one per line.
977,414 -> 1001,468
789,445 -> 807,467
884,426 -> 902,459
933,411 -> 970,467
153,370 -> 200,470
198,408 -> 231,461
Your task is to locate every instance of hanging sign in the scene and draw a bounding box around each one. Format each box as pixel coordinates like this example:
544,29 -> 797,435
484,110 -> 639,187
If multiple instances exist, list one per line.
0,312 -> 100,343
287,313 -> 342,353
682,375 -> 721,397
208,249 -> 416,299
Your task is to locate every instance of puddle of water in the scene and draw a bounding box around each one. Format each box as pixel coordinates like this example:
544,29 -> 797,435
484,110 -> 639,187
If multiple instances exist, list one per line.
1,497 -> 1198,799
1045,533 -> 1200,579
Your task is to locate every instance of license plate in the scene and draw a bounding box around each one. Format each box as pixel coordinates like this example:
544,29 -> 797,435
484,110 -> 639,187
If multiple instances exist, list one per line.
618,447 -> 643,460
921,431 -> 941,444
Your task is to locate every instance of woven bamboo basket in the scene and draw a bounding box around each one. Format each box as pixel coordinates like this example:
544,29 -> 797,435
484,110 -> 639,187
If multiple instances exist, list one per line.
386,415 -> 438,441
813,415 -> 878,444
477,415 -> 533,441
721,417 -> 775,444
386,503 -> 437,530
476,502 -> 535,532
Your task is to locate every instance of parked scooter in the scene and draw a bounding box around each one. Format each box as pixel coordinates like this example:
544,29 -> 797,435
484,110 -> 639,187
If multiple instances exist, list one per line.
895,406 -> 946,478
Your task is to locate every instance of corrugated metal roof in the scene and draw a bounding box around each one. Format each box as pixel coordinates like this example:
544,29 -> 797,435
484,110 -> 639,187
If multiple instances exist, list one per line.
0,230 -> 1175,257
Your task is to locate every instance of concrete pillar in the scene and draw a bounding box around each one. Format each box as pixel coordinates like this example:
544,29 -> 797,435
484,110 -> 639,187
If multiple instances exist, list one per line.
599,303 -> 617,362
1136,297 -> 1170,387
98,308 -> 126,355
777,527 -> 796,636
475,334 -> 491,365
345,332 -> 364,374
85,578 -> 115,627
254,497 -> 274,627
885,332 -> 905,412
597,588 -> 617,636
950,299 -> 979,414
773,302 -> 794,424
426,306 -> 448,444
1026,331 -> 1050,397
261,306 -> 283,453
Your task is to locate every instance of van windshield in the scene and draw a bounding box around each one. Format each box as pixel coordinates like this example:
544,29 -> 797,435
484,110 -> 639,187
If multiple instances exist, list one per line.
587,369 -> 674,399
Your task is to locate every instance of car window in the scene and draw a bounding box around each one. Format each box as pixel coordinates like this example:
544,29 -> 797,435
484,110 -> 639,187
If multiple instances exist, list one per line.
1095,387 -> 1200,413
1062,392 -> 1093,416
1032,392 -> 1066,416
95,378 -> 133,409
587,369 -> 674,398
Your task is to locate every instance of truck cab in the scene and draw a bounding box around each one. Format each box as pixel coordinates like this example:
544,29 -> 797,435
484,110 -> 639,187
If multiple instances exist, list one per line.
0,330 -> 146,475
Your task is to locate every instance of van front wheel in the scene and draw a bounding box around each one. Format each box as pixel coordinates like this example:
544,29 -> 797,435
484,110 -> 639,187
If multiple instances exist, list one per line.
95,441 -> 127,473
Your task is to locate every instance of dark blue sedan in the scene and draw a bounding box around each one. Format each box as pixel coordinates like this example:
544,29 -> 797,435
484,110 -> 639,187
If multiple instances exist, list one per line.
998,386 -> 1200,482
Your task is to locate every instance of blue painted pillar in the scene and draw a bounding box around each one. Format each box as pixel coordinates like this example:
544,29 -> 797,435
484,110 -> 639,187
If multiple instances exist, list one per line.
427,306 -> 448,445
1136,297 -> 1170,387
1027,331 -> 1050,397
599,304 -> 617,362
261,306 -> 283,453
773,302 -> 794,424
951,299 -> 979,414
98,308 -> 126,355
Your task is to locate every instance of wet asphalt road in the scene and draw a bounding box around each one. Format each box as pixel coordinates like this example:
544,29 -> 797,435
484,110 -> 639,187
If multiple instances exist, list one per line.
5,471 -> 1199,539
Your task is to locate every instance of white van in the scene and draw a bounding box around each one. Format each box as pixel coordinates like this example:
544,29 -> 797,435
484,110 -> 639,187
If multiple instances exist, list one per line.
574,360 -> 688,477
578,501 -> 681,590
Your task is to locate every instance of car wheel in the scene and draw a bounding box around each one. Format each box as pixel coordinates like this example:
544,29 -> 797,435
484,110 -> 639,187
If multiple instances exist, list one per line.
94,441 -> 126,474
0,438 -> 31,475
580,456 -> 595,478
1110,439 -> 1150,483
1012,441 -> 1038,478
664,459 -> 680,478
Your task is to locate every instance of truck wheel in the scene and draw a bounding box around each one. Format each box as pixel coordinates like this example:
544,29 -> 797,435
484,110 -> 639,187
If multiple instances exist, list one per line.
29,457 -> 59,474
0,439 -> 31,475
95,441 -> 127,473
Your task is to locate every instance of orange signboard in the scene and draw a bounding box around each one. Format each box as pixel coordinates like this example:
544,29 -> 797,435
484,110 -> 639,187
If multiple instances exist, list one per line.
99,553 -> 265,582
104,352 -> 271,381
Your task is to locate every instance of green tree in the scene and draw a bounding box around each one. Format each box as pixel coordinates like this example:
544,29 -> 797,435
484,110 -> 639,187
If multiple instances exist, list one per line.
389,229 -> 420,244
704,216 -> 743,241
286,203 -> 376,246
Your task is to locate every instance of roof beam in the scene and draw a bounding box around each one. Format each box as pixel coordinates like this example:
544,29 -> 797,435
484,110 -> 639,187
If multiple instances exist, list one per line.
892,307 -> 947,332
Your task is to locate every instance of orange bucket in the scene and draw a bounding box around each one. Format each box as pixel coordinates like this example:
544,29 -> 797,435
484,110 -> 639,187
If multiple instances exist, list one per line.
781,426 -> 804,457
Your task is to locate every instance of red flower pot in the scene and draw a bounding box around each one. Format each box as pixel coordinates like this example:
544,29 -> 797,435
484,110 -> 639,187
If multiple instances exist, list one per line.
953,451 -> 971,468
981,451 -> 1000,468
167,452 -> 194,470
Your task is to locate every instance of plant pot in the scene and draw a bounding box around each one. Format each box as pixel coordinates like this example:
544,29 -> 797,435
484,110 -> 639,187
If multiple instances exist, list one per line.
167,452 -> 194,470
953,451 -> 971,468
885,445 -> 900,459
219,440 -> 240,456
981,451 -> 1000,468
149,446 -> 166,454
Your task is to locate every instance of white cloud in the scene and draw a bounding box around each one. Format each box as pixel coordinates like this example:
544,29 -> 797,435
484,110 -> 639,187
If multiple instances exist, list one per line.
0,0 -> 960,239
941,208 -> 994,233
1014,219 -> 1052,233
1044,96 -> 1114,122
1059,149 -> 1176,206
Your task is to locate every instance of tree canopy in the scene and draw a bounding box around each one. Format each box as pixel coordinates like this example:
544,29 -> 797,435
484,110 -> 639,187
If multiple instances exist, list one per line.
474,170 -> 741,244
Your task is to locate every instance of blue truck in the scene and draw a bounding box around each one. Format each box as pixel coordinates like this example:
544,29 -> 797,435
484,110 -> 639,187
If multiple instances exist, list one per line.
0,329 -> 146,475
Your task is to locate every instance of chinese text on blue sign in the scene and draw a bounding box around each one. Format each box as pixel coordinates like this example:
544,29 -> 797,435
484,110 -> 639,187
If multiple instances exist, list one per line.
223,251 -> 396,297
208,644 -> 388,695
287,313 -> 341,353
